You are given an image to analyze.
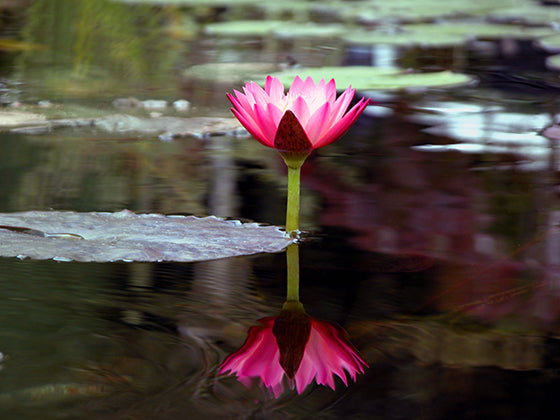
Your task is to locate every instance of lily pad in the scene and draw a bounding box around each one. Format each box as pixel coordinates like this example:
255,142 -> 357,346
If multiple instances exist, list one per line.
183,62 -> 280,84
262,66 -> 472,91
204,20 -> 347,39
4,112 -> 244,140
315,0 -> 521,24
92,115 -> 244,139
546,54 -> 560,71
488,5 -> 560,26
0,210 -> 293,262
203,20 -> 286,37
0,110 -> 47,127
272,23 -> 347,39
343,23 -> 555,47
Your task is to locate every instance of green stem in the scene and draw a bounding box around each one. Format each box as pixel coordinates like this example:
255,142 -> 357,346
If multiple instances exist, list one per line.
279,151 -> 309,237
286,165 -> 301,235
286,243 -> 300,302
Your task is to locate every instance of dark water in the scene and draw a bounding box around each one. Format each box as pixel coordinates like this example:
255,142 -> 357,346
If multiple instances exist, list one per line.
2,1 -> 560,419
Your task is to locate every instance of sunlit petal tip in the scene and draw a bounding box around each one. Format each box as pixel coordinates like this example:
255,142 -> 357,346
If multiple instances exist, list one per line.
245,81 -> 264,96
325,78 -> 337,100
264,75 -> 274,91
267,76 -> 286,101
288,75 -> 305,95
302,76 -> 317,93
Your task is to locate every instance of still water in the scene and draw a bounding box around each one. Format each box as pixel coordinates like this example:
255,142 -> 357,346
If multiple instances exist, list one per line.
2,1 -> 560,419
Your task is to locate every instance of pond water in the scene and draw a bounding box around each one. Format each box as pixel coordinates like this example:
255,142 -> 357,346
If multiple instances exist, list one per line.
2,1 -> 560,419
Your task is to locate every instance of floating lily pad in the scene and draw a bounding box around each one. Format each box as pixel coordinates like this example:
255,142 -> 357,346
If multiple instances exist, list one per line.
0,110 -> 47,127
116,0 -> 261,5
261,67 -> 472,91
488,5 -> 560,26
412,102 -> 552,170
0,210 -> 293,262
92,115 -> 243,139
1,107 -> 244,139
272,23 -> 347,39
203,20 -> 285,37
183,62 -> 280,84
538,34 -> 560,52
546,54 -> 560,71
343,23 -> 555,47
315,0 -> 521,25
204,20 -> 347,39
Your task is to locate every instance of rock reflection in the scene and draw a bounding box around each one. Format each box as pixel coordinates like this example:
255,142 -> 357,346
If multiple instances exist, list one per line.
219,244 -> 367,397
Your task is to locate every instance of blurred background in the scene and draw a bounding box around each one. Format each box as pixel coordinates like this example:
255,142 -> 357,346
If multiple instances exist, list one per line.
2,0 -> 560,418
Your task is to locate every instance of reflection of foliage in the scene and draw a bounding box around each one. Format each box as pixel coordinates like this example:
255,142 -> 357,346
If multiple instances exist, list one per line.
482,170 -> 537,250
17,0 -> 180,96
7,134 -> 207,214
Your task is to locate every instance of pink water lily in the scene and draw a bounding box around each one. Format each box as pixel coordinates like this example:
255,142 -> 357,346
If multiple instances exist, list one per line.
219,309 -> 368,398
227,75 -> 370,153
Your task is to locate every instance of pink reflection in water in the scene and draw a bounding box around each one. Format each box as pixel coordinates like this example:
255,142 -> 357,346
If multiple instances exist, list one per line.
219,304 -> 367,398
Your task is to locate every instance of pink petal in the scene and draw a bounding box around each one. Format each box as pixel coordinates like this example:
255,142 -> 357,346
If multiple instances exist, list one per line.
314,97 -> 369,149
289,96 -> 311,127
231,108 -> 274,148
305,101 -> 331,145
294,359 -> 316,394
265,76 -> 286,102
325,78 -> 337,103
244,81 -> 269,110
302,76 -> 317,94
287,75 -> 305,97
329,87 -> 356,124
228,90 -> 253,114
253,103 -> 278,144
267,102 -> 284,128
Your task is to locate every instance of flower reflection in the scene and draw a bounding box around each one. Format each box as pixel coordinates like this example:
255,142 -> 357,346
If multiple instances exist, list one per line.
219,301 -> 367,398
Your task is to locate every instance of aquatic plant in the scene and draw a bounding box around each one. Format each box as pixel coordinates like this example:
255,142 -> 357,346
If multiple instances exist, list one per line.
219,300 -> 368,398
227,75 -> 369,235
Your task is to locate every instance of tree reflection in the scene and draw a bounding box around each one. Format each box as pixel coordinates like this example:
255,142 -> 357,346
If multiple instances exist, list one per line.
16,0 -> 180,98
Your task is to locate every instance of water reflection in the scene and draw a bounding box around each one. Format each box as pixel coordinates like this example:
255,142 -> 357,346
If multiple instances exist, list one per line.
220,244 -> 367,397
14,0 -> 181,99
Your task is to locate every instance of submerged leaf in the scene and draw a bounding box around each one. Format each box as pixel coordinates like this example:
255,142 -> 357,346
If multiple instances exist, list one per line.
0,210 -> 293,262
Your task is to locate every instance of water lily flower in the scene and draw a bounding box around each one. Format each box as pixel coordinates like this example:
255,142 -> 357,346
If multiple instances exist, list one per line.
227,76 -> 370,234
227,75 -> 370,155
219,301 -> 368,398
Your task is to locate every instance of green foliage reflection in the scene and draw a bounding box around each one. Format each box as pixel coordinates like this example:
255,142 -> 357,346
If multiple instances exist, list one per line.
17,0 -> 180,97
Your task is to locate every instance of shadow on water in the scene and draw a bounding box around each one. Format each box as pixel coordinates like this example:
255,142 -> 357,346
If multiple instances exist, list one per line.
2,0 -> 560,419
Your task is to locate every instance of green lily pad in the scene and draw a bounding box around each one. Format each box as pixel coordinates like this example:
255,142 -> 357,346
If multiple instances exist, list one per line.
272,23 -> 347,39
183,62 -> 280,84
537,34 -> 560,52
203,20 -> 285,37
0,210 -> 293,262
0,110 -> 47,128
488,4 -> 560,26
204,21 -> 347,39
116,0 -> 262,5
315,0 -> 521,24
343,23 -> 556,47
261,66 -> 472,91
546,54 -> 560,71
